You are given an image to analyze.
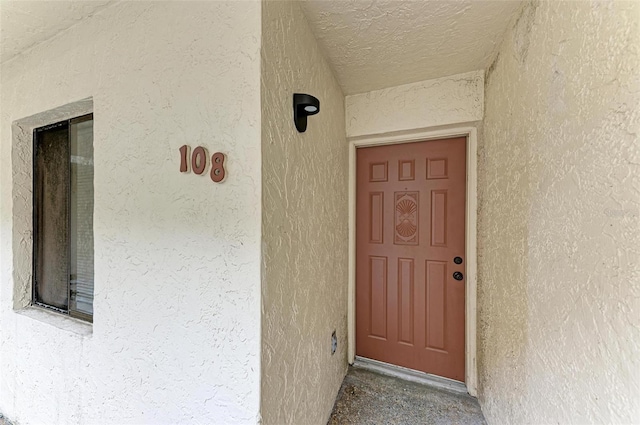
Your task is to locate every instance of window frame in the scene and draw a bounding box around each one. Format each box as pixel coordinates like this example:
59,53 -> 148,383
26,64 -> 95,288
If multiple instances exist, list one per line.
31,113 -> 94,323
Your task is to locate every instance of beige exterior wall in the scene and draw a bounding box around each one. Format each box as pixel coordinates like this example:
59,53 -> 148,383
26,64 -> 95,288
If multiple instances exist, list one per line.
479,1 -> 640,423
0,2 -> 262,423
260,1 -> 349,424
346,70 -> 484,138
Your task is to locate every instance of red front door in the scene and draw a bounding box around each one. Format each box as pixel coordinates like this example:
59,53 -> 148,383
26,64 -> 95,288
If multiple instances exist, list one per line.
356,137 -> 466,381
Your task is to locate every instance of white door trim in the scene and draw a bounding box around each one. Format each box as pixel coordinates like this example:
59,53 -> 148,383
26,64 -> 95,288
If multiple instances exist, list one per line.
347,126 -> 478,396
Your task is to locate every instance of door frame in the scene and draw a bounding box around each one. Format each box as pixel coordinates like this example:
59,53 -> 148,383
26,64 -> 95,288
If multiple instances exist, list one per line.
348,126 -> 478,396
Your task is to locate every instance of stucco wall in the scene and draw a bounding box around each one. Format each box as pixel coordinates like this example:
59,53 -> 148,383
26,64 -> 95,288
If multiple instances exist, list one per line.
260,1 -> 349,424
479,1 -> 640,423
346,70 -> 484,138
0,2 -> 262,424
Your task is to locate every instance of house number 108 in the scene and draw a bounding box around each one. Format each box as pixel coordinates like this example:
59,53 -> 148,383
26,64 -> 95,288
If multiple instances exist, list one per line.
179,145 -> 226,183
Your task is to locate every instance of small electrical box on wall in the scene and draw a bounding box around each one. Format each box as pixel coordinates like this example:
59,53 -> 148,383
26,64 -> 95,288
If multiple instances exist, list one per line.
179,145 -> 226,183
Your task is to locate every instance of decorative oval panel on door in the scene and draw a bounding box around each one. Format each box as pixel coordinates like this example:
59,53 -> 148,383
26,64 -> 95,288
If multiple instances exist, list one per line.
395,192 -> 419,245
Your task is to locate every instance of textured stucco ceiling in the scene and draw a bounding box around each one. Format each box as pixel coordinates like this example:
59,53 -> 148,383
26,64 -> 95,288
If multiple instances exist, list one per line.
300,0 -> 524,94
0,0 -> 115,63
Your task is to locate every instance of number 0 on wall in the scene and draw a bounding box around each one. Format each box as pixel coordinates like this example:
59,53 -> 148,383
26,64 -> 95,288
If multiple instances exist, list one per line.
179,145 -> 226,183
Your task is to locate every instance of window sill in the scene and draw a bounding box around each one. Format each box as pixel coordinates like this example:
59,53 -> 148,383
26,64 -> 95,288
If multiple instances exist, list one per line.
15,306 -> 93,336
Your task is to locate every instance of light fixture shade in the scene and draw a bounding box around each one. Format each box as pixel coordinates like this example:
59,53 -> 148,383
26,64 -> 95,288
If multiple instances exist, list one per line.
293,93 -> 320,133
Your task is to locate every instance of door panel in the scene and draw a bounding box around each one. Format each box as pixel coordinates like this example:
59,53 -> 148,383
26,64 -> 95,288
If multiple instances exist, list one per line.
356,137 -> 466,381
369,256 -> 388,339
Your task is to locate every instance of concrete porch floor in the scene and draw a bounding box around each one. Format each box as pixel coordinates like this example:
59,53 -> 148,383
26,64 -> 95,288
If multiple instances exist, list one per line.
328,367 -> 486,425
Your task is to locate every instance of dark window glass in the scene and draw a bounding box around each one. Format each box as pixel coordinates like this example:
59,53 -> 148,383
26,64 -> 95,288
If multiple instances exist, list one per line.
33,114 -> 94,321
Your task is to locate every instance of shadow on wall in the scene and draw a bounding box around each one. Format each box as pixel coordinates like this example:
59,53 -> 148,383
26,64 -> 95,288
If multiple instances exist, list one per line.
476,1 -> 535,419
477,108 -> 531,421
478,0 -> 640,422
260,1 -> 349,424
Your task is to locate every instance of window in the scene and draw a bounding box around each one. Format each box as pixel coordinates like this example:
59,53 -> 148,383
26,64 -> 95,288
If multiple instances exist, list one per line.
33,114 -> 94,322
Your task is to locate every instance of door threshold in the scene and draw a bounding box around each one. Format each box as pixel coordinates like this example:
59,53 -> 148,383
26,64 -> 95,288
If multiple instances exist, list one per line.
353,356 -> 469,395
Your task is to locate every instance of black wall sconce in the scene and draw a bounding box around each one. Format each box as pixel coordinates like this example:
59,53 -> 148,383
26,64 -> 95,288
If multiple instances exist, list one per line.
293,93 -> 320,133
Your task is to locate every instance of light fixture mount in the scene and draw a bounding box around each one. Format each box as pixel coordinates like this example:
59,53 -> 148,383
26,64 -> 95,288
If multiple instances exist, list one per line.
293,93 -> 320,133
